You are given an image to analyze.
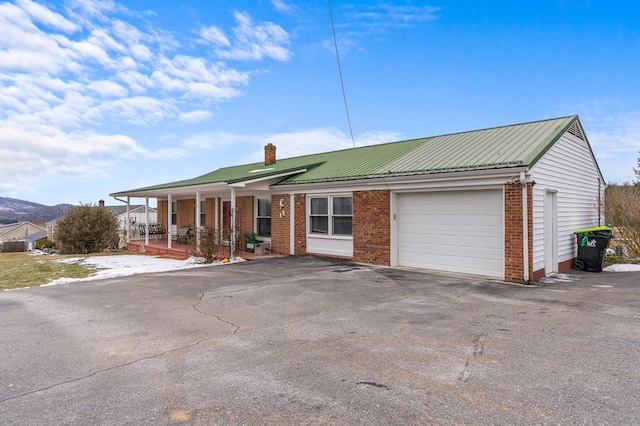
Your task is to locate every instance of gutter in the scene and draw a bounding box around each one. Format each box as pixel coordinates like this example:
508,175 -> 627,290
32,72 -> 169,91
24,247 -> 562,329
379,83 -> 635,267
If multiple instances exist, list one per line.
520,171 -> 530,284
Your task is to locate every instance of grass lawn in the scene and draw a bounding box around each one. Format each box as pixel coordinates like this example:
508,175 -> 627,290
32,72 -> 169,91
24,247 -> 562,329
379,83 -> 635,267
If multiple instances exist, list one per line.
0,252 -> 107,291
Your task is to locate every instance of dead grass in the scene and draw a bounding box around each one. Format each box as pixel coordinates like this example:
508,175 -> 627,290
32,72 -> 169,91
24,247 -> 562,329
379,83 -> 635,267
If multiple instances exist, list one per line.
0,252 -> 127,291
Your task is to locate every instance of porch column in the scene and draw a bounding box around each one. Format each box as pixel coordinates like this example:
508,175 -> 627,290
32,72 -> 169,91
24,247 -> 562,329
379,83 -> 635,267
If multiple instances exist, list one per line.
214,197 -> 219,233
144,197 -> 150,246
167,193 -> 172,249
126,197 -> 131,243
195,191 -> 201,253
290,193 -> 295,255
230,188 -> 236,258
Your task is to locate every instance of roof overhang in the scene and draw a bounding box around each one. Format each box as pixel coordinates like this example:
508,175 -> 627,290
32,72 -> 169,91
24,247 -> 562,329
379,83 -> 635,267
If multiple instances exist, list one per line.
110,169 -> 308,200
271,166 -> 531,194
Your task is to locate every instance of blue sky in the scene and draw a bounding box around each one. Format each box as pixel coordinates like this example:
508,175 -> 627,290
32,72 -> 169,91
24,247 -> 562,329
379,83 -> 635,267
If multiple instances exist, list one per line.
1,0 -> 639,206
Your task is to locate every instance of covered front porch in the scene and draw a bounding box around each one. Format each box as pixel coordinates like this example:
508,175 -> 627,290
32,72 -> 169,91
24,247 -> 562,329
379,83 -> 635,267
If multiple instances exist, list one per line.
126,237 -> 279,261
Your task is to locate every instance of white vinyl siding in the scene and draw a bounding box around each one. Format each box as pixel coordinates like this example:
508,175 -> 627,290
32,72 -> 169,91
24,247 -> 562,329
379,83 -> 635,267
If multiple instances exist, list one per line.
530,132 -> 604,275
397,190 -> 504,278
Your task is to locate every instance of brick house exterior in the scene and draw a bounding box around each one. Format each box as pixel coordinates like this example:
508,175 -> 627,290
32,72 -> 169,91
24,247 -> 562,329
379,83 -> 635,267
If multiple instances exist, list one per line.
111,115 -> 604,284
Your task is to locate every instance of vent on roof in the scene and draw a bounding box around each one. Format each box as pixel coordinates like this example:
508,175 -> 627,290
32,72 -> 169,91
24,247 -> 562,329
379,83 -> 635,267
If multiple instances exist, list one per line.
566,122 -> 584,140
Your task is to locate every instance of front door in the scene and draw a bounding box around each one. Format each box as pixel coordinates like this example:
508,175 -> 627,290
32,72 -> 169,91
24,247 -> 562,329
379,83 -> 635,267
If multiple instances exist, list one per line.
222,201 -> 231,238
544,191 -> 558,275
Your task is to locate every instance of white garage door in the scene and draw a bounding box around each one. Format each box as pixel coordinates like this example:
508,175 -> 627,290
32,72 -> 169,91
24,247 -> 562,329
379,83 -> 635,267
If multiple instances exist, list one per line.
397,190 -> 504,278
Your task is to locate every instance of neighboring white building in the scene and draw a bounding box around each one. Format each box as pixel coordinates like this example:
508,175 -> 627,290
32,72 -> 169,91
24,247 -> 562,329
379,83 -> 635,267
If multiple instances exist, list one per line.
104,204 -> 158,235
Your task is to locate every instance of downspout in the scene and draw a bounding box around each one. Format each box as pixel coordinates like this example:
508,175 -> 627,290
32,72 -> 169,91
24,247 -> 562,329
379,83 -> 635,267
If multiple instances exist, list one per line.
167,193 -> 172,249
521,171 -> 530,284
290,193 -> 295,255
145,197 -> 149,246
195,191 -> 201,253
126,197 -> 131,244
598,179 -> 602,226
230,187 -> 236,259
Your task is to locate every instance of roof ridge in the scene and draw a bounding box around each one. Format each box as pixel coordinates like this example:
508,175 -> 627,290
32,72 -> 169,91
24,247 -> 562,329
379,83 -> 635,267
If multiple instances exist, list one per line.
422,115 -> 578,141
227,115 -> 579,165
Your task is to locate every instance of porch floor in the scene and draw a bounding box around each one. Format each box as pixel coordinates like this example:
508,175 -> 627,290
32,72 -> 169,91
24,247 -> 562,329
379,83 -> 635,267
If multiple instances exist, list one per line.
126,238 -> 282,261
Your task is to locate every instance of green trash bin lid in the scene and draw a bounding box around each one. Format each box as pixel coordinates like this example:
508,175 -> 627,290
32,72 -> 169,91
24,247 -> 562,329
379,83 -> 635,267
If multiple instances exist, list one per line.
573,226 -> 612,234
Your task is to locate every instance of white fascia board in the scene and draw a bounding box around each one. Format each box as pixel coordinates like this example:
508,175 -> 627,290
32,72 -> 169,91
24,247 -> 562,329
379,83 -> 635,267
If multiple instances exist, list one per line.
228,169 -> 308,188
112,182 -> 228,199
273,167 -> 530,194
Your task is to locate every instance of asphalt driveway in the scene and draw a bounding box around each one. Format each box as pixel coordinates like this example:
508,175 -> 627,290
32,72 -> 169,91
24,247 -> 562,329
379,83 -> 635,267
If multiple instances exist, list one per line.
1,256 -> 639,425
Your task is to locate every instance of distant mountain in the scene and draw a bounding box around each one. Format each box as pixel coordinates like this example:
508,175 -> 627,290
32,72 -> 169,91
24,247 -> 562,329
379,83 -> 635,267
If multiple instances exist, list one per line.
0,197 -> 74,224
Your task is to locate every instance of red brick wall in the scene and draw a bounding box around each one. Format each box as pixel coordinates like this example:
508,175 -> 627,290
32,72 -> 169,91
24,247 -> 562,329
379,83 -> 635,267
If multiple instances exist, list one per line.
271,194 -> 290,255
157,200 -> 168,229
294,194 -> 307,255
353,190 -> 391,265
504,183 -> 533,283
204,198 -> 217,228
177,199 -> 195,228
236,196 -> 254,238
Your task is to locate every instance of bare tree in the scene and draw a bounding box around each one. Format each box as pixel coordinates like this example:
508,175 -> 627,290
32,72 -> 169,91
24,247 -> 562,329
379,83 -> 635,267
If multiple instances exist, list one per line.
605,183 -> 640,257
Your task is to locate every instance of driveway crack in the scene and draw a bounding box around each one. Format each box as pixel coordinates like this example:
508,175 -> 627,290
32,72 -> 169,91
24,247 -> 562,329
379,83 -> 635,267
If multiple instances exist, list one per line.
193,290 -> 240,334
0,335 -> 215,404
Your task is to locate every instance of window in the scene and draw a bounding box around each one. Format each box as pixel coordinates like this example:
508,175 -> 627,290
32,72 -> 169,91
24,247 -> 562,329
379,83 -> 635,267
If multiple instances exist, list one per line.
309,196 -> 352,236
332,196 -> 353,235
200,200 -> 206,226
257,198 -> 271,237
171,201 -> 177,226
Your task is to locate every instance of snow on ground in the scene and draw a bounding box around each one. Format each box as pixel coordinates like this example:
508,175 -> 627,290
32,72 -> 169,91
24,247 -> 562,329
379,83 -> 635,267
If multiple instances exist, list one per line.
603,263 -> 640,272
42,255 -> 245,287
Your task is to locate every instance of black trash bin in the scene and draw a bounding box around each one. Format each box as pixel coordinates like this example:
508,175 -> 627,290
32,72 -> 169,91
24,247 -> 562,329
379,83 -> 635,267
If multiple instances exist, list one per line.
573,226 -> 614,272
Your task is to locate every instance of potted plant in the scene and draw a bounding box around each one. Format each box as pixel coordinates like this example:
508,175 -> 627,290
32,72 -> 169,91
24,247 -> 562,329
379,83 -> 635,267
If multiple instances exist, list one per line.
245,232 -> 260,252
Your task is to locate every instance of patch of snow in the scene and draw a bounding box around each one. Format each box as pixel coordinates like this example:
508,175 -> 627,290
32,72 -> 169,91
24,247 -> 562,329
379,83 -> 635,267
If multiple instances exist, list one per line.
41,255 -> 245,287
603,264 -> 640,272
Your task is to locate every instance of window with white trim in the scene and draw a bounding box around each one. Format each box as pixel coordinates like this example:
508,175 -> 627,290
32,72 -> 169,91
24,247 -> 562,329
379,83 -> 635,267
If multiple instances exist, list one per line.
171,201 -> 177,225
257,198 -> 271,237
309,195 -> 352,236
200,200 -> 206,225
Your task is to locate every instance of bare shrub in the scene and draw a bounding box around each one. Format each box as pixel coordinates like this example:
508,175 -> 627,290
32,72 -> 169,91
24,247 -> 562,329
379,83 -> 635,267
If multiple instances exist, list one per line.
189,226 -> 224,263
1,241 -> 26,253
605,184 -> 640,257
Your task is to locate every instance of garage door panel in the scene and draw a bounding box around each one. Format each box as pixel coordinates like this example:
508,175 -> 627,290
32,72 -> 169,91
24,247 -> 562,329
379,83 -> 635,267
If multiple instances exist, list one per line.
398,190 -> 504,278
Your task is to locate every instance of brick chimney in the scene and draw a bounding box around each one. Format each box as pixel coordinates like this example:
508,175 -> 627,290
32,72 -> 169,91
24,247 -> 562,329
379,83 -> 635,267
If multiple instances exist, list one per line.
99,199 -> 105,207
265,143 -> 276,166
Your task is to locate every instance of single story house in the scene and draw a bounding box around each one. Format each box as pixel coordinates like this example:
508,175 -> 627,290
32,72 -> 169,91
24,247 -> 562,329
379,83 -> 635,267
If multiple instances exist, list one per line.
0,221 -> 47,251
111,115 -> 605,283
0,221 -> 47,244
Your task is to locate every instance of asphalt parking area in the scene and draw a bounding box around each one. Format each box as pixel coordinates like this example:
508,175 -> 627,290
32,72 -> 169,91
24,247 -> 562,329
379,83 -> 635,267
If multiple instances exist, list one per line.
1,256 -> 639,425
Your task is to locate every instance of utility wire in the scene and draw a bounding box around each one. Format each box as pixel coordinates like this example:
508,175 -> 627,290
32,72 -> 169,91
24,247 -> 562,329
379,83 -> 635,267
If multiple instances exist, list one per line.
328,0 -> 356,148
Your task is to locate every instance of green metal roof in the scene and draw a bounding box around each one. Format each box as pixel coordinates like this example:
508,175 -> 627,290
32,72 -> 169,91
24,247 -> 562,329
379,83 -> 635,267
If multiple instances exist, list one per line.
112,115 -> 582,195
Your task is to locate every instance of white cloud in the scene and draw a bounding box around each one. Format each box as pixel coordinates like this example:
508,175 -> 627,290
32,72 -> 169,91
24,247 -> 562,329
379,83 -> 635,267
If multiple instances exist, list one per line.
205,11 -> 292,61
260,128 -> 400,159
16,0 -> 78,32
179,130 -> 255,151
572,103 -> 640,183
0,0 -> 293,196
271,0 -> 293,13
174,128 -> 401,163
200,25 -> 230,47
0,121 -> 144,193
179,109 -> 214,123
347,4 -> 440,26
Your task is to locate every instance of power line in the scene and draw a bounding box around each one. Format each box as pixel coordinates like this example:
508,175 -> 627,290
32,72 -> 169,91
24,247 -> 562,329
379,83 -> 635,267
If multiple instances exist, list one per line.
328,0 -> 356,148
